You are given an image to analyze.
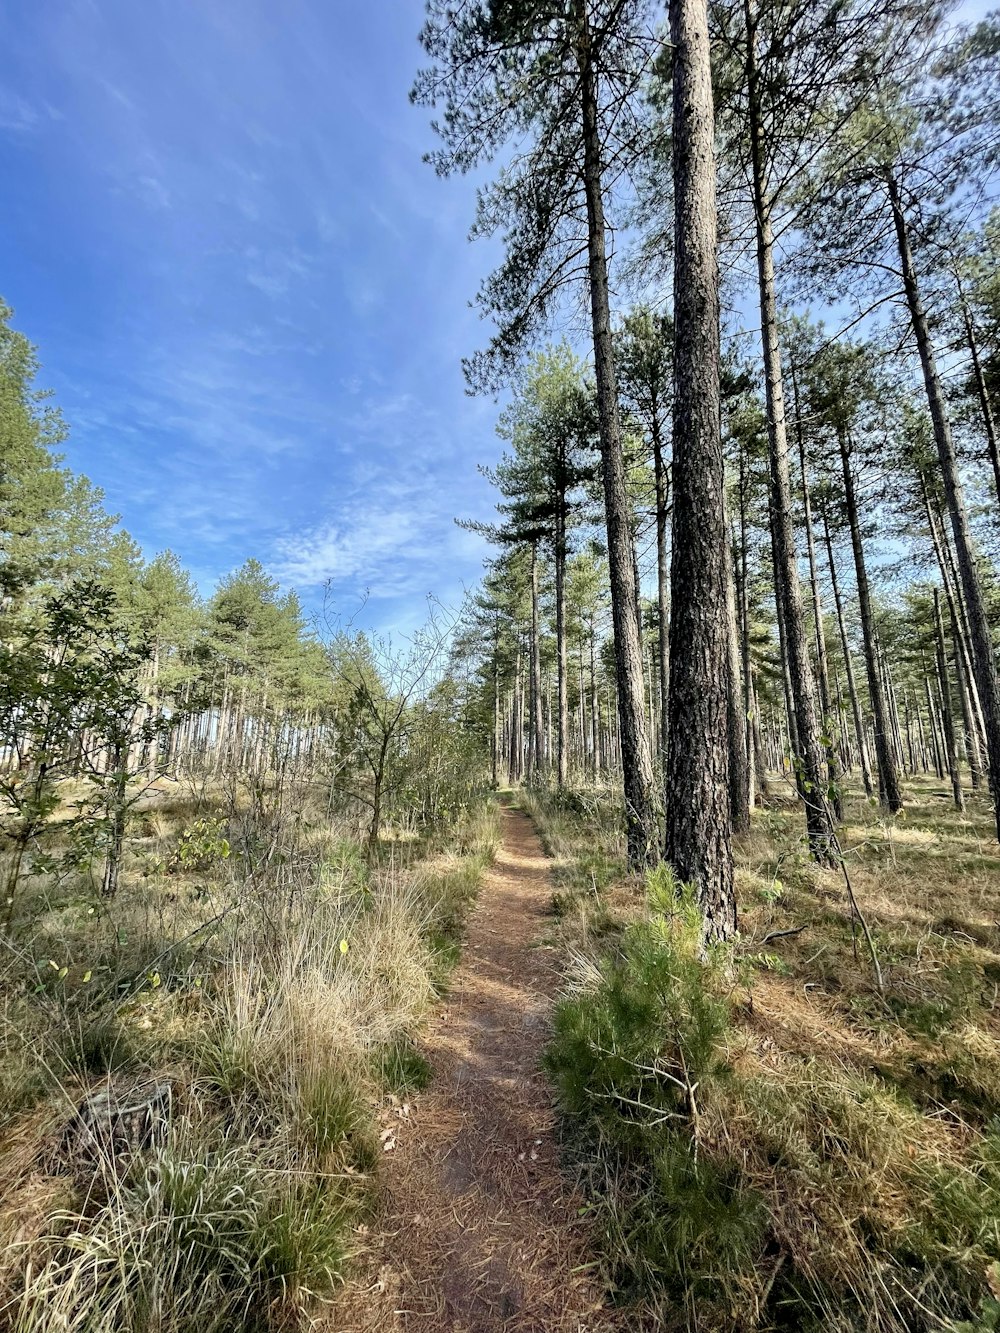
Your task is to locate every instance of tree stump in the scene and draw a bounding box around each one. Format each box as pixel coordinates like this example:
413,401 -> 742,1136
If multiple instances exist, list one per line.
59,1078 -> 173,1169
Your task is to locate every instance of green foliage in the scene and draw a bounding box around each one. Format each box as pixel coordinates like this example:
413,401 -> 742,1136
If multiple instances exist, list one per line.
546,873 -> 731,1145
294,1065 -> 378,1171
15,1137 -> 357,1333
600,1139 -> 767,1314
168,818 -> 231,874
545,869 -> 765,1318
0,299 -> 69,602
372,1036 -> 433,1095
950,1265 -> 1000,1333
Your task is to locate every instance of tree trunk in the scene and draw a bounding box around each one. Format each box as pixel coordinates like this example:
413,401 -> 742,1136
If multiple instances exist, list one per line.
887,169 -> 1000,840
735,452 -> 758,806
772,579 -> 799,768
838,427 -> 903,811
952,610 -> 984,789
589,618 -> 599,774
957,279 -> 1000,509
576,9 -> 656,866
663,0 -> 735,938
822,504 -> 874,798
101,764 -> 129,899
653,426 -> 671,766
920,473 -> 987,785
934,588 -> 964,811
555,500 -> 568,788
792,379 -> 843,819
530,543 -> 544,780
726,538 -> 751,833
745,0 -> 834,862
492,652 -> 500,789
923,670 -> 944,779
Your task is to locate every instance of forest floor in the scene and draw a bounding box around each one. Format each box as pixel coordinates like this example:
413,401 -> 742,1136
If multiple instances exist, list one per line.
329,801 -> 617,1333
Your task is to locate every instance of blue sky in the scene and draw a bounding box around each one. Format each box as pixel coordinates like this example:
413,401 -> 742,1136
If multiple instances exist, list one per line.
0,0 -> 501,634
3,0 -> 994,637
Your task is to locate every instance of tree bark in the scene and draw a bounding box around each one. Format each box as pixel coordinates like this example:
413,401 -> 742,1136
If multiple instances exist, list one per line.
664,0 -> 735,938
726,537 -> 751,832
576,8 -> 656,865
555,493 -> 568,787
735,450 -> 758,806
822,503 -> 874,798
529,542 -> 544,780
653,425 -> 671,766
745,0 -> 834,862
934,588 -> 964,811
921,473 -> 986,785
792,378 -> 843,819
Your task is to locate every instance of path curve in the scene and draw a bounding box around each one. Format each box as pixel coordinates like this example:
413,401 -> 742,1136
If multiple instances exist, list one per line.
330,802 -> 616,1333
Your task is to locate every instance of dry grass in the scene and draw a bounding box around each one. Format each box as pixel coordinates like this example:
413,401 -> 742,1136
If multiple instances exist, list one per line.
0,781 -> 499,1332
530,773 -> 1000,1332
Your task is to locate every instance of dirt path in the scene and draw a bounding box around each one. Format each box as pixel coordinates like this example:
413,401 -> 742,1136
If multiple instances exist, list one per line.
330,802 -> 617,1333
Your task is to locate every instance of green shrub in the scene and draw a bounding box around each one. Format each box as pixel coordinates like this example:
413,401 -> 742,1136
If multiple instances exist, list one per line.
600,1140 -> 766,1315
546,871 -> 766,1321
294,1064 -> 377,1170
546,874 -> 731,1148
167,818 -> 230,874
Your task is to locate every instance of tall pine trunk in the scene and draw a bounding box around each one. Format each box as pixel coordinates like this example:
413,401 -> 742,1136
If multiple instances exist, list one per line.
793,388 -> 842,819
653,427 -> 671,766
576,6 -> 655,865
664,0 -> 735,938
887,170 -> 1000,840
822,504 -> 875,798
745,0 -> 834,862
529,542 -> 544,779
555,493 -> 569,788
726,538 -> 751,832
934,588 -> 964,811
837,427 -> 903,811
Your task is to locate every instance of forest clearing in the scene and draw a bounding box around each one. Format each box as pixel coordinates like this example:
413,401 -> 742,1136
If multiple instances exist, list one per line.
2,0 -> 1000,1330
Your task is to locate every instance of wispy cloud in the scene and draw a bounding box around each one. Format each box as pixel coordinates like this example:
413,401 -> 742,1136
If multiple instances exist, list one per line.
0,88 -> 58,133
2,0 -> 503,632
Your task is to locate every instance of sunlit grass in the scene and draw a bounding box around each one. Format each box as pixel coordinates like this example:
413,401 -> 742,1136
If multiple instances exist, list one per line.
0,782 -> 499,1331
529,770 -> 1000,1332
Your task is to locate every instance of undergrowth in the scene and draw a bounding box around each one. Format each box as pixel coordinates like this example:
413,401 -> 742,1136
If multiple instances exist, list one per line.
532,777 -> 1000,1332
0,783 -> 498,1331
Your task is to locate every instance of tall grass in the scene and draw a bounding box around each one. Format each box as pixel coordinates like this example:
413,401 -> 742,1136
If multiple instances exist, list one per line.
0,786 -> 499,1331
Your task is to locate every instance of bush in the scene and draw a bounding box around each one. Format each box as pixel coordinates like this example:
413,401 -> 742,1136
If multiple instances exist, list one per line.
546,877 -> 731,1147
546,872 -> 764,1319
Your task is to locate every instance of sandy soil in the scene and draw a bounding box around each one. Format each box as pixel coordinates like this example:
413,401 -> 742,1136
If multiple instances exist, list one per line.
327,802 -> 618,1333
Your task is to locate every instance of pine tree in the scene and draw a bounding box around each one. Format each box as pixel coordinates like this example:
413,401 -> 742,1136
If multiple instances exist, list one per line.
412,0 -> 660,865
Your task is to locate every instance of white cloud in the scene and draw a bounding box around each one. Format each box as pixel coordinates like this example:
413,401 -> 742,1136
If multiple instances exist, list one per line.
0,89 -> 46,132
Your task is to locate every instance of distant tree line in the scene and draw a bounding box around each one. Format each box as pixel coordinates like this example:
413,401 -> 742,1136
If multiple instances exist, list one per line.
0,302 -> 486,925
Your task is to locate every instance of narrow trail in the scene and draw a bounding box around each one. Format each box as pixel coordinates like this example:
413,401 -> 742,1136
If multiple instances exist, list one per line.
330,802 -> 618,1333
